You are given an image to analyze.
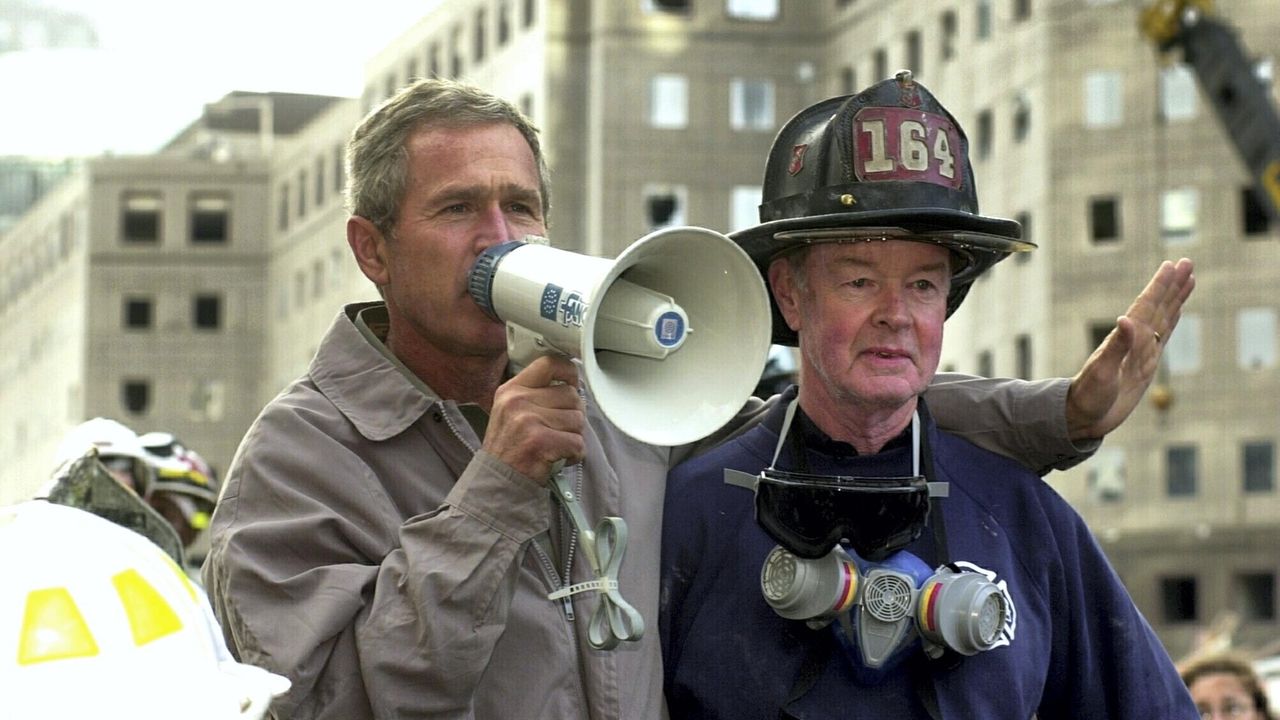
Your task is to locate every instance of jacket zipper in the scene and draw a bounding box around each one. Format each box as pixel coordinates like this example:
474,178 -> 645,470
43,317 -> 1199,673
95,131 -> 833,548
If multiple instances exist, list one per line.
439,402 -> 582,625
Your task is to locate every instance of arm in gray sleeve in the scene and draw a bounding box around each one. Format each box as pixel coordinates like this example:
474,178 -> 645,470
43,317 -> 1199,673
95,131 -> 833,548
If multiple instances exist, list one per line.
204,414 -> 547,719
924,373 -> 1101,475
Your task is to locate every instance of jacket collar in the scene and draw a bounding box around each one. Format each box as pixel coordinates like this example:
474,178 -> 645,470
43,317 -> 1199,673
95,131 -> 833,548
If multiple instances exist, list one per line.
308,302 -> 440,442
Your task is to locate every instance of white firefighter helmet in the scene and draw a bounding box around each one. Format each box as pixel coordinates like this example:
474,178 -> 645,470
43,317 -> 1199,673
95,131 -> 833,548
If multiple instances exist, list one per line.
0,501 -> 289,719
52,418 -> 153,496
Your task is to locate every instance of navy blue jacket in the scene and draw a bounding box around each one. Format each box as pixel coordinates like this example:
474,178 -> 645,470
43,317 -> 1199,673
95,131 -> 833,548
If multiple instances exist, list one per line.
660,390 -> 1196,719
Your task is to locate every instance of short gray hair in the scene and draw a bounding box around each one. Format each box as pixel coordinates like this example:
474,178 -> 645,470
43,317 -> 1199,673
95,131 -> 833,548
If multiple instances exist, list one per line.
345,78 -> 550,238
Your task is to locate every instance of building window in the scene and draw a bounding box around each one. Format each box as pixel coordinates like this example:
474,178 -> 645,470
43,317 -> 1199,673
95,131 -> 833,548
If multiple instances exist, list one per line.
334,144 -> 345,193
905,30 -> 922,77
297,169 -> 308,218
1160,576 -> 1198,623
975,109 -> 993,160
498,1 -> 511,46
644,0 -> 690,13
1160,188 -> 1198,245
312,259 -> 325,299
122,379 -> 151,415
189,193 -> 229,244
123,297 -> 152,330
731,185 -> 761,232
1014,0 -> 1031,21
519,93 -> 534,118
1238,308 -> 1278,369
1013,94 -> 1031,142
1014,210 -> 1031,264
277,183 -> 290,232
650,74 -> 688,129
1237,573 -> 1276,621
1084,70 -> 1124,128
293,270 -> 306,311
730,78 -> 775,131
450,25 -> 464,77
1243,187 -> 1272,235
1087,447 -> 1126,503
523,0 -> 537,27
976,349 -> 993,377
1166,445 -> 1198,497
839,65 -> 855,95
940,11 -> 957,61
193,294 -> 221,330
976,0 -> 992,40
121,191 -> 161,243
873,48 -> 887,82
1243,441 -> 1275,493
1015,334 -> 1032,379
315,156 -> 326,207
474,8 -> 487,63
427,40 -> 441,77
382,72 -> 397,103
727,0 -> 778,20
1089,195 -> 1120,242
1166,313 -> 1201,374
1159,63 -> 1198,122
643,184 -> 687,230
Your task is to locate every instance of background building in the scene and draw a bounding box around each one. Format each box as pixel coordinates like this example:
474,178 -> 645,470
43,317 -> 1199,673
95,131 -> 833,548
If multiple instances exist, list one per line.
2,0 -> 1276,660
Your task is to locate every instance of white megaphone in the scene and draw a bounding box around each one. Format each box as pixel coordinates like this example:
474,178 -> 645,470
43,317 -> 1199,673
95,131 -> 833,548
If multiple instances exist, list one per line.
467,226 -> 772,652
468,225 -> 772,447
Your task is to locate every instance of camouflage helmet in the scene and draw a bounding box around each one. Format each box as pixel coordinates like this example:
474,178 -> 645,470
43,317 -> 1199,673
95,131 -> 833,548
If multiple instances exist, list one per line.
732,70 -> 1035,345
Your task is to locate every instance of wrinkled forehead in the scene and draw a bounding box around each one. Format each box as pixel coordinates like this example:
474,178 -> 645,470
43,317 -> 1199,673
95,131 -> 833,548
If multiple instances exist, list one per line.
800,237 -> 954,272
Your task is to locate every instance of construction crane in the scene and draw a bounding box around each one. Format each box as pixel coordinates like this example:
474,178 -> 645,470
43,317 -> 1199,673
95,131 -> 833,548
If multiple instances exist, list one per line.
1140,0 -> 1280,224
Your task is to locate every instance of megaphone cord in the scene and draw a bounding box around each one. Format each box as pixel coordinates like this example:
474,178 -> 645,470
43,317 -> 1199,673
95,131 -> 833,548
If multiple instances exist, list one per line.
548,466 -> 645,650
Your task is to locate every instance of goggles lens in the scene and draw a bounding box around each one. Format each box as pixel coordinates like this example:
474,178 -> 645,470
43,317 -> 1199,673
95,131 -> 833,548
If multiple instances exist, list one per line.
755,469 -> 930,560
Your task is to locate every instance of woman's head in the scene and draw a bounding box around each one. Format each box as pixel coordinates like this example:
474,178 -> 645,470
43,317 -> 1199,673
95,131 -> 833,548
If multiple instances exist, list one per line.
1181,654 -> 1274,720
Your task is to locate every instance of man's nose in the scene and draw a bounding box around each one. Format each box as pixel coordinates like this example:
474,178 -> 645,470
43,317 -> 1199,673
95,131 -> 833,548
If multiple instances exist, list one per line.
476,203 -> 517,247
872,287 -> 911,328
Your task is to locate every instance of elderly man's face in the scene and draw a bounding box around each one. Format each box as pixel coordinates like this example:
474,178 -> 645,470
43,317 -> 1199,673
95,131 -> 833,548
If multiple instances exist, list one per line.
770,240 -> 951,413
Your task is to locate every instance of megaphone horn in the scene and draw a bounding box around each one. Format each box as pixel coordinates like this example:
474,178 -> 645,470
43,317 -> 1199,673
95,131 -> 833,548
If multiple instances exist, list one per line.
468,226 -> 772,447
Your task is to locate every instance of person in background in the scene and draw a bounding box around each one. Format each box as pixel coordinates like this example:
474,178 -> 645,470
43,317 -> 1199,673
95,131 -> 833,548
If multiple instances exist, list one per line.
660,72 -> 1197,719
1182,653 -> 1276,720
53,416 -> 153,496
138,431 -> 221,553
203,77 -> 1189,719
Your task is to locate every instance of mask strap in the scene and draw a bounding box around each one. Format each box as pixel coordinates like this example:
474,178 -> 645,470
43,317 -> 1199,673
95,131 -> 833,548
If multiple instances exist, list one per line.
771,398 -> 801,469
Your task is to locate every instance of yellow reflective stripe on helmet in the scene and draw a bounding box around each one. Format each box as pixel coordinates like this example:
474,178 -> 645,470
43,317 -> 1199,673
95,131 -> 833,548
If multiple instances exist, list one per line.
111,569 -> 183,646
18,587 -> 99,665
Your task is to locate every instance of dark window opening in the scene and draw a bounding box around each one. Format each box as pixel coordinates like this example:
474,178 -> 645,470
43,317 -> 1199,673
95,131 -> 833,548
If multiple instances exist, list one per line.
647,195 -> 678,227
1090,196 -> 1120,242
905,30 -> 922,78
190,195 -> 229,244
650,0 -> 690,12
1014,211 -> 1031,264
1237,572 -> 1276,621
1166,445 -> 1198,497
1015,334 -> 1032,380
523,0 -> 537,27
1088,321 -> 1114,353
122,192 -> 161,243
1244,441 -> 1274,492
1160,576 -> 1198,623
1243,187 -> 1272,236
124,298 -> 152,329
975,109 -> 993,160
122,379 -> 151,415
194,294 -> 222,330
474,9 -> 487,62
940,11 -> 957,61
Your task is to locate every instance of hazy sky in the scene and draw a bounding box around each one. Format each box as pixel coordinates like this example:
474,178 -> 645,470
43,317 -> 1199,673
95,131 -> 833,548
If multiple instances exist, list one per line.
0,0 -> 438,156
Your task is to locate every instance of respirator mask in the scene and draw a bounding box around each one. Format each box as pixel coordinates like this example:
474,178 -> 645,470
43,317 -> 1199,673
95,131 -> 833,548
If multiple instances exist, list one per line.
726,401 -> 1016,669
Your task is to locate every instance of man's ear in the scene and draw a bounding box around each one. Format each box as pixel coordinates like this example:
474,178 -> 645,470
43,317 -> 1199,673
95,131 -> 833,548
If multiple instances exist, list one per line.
347,216 -> 390,287
768,258 -> 803,334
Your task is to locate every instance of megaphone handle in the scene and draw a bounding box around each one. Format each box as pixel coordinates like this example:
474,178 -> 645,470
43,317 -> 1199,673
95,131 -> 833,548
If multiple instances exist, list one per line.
549,467 -> 645,649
